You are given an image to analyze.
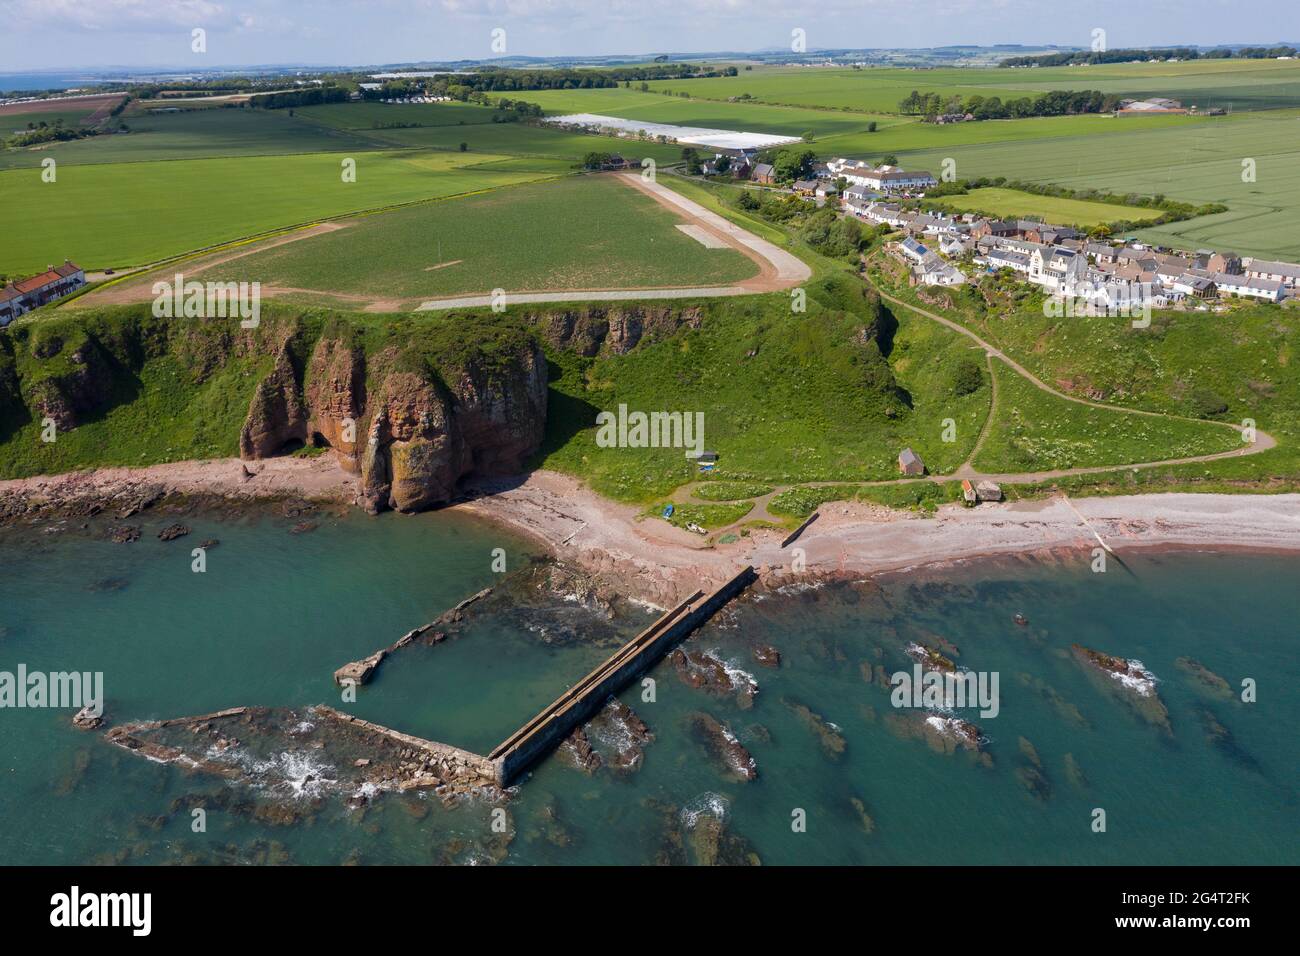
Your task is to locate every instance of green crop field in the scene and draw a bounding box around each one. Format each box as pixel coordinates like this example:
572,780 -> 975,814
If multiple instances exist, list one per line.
636,60 -> 1300,113
295,100 -> 503,129
931,187 -> 1158,227
202,174 -> 757,302
0,107 -> 389,169
344,119 -> 685,161
894,109 -> 1300,259
0,149 -> 564,274
515,87 -> 898,138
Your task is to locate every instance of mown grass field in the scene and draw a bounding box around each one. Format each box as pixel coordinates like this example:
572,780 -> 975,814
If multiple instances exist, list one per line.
931,187 -> 1158,227
0,150 -> 565,274
203,175 -> 757,300
895,109 -> 1300,259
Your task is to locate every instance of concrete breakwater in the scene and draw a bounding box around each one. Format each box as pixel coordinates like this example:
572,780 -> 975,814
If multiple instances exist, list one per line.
333,586 -> 493,686
488,565 -> 757,786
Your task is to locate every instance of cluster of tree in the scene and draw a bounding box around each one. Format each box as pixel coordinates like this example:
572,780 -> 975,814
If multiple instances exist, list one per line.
999,46 -> 1296,67
733,191 -> 879,262
249,86 -> 349,109
580,151 -> 618,170
5,119 -> 101,148
133,78 -> 258,99
899,89 -> 1119,118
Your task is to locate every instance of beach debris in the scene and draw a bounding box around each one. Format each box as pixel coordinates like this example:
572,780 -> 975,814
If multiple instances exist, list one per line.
1175,657 -> 1233,699
1071,644 -> 1172,734
687,711 -> 757,782
782,696 -> 846,761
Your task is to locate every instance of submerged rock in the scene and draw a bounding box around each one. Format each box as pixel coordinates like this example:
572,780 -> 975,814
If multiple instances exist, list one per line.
1063,752 -> 1089,791
107,525 -> 140,544
1175,657 -> 1233,699
782,696 -> 846,761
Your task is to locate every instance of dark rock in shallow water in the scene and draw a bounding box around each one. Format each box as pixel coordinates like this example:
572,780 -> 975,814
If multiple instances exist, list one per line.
107,525 -> 140,544
687,711 -> 757,782
1071,644 -> 1171,735
1197,707 -> 1262,773
751,643 -> 781,669
671,648 -> 758,709
1063,753 -> 1089,790
558,727 -> 602,775
585,699 -> 653,773
157,522 -> 190,541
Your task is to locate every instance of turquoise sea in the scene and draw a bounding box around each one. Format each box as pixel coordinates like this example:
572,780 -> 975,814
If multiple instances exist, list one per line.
0,504 -> 1295,865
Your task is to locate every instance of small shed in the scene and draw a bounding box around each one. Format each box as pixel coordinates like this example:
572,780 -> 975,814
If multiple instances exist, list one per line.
961,479 -> 978,504
975,480 -> 1003,502
898,448 -> 925,476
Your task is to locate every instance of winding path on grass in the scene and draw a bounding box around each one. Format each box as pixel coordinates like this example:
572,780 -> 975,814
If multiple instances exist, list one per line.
664,264 -> 1278,540
416,172 -> 810,311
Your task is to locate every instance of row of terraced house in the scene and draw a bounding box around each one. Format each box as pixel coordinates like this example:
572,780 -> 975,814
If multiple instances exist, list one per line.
0,260 -> 86,326
844,191 -> 1298,306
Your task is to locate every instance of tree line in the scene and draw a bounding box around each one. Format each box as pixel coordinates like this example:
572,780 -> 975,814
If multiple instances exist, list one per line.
898,89 -> 1119,118
1000,46 -> 1296,67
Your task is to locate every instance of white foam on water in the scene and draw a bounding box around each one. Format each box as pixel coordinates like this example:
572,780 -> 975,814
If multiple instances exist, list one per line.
680,791 -> 731,829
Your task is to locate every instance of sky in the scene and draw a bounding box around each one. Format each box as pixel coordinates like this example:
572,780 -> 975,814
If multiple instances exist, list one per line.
0,0 -> 1295,71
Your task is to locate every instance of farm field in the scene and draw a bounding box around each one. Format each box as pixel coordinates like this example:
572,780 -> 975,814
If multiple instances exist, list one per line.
346,119 -> 685,161
197,174 -> 758,303
0,107 -> 389,168
931,187 -> 1158,227
895,109 -> 1300,259
513,87 -> 899,138
0,149 -> 566,274
639,59 -> 1300,113
295,100 -> 503,129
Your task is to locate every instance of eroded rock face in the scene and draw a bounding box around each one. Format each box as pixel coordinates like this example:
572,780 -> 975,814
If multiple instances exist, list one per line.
239,345 -> 307,459
356,342 -> 547,513
527,305 -> 702,357
305,336 -> 365,472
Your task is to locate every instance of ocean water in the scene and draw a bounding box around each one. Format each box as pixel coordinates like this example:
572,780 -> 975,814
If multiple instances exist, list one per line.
0,505 -> 1295,866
